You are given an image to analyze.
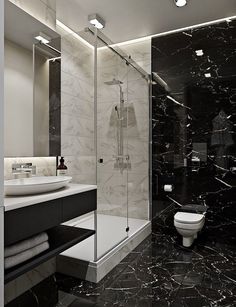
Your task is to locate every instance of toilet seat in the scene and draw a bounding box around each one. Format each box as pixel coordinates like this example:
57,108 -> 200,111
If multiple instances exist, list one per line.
174,219 -> 205,230
174,212 -> 204,224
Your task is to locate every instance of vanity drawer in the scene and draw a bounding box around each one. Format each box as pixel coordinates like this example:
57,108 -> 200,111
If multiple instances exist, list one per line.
62,190 -> 97,222
5,199 -> 62,246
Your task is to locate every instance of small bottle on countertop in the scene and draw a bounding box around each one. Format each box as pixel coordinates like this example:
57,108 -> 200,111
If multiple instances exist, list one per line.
57,157 -> 67,176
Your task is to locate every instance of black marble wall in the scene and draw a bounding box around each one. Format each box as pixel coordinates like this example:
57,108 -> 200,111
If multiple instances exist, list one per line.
49,58 -> 61,156
152,20 -> 236,222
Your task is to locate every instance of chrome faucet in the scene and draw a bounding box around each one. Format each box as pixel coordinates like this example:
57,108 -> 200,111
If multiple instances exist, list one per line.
12,163 -> 36,178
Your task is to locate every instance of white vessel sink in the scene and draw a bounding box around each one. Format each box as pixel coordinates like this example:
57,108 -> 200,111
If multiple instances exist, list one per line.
4,176 -> 72,196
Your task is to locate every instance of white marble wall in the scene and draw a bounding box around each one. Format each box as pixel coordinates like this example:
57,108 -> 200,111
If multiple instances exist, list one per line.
9,0 -> 56,30
119,39 -> 151,74
97,41 -> 150,220
57,25 -> 96,184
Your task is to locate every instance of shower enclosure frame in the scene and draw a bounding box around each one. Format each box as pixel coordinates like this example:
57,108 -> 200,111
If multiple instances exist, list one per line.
91,26 -> 152,262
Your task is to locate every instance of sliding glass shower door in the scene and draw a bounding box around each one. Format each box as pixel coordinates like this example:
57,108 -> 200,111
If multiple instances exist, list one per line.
95,42 -> 130,260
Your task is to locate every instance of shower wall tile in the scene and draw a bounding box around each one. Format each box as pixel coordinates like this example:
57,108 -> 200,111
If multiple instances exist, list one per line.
128,172 -> 149,220
120,39 -> 151,74
97,154 -> 148,175
61,72 -> 93,102
61,92 -> 94,119
97,49 -> 119,69
63,156 -> 96,177
61,114 -> 94,138
97,171 -> 127,217
58,23 -> 95,185
97,44 -> 150,220
9,0 -> 56,30
61,135 -> 94,156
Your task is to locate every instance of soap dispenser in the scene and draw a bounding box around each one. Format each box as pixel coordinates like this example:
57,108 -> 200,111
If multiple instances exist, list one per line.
57,157 -> 68,176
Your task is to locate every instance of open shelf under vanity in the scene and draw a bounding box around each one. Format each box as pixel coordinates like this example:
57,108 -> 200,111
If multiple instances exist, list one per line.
5,225 -> 95,283
4,186 -> 97,284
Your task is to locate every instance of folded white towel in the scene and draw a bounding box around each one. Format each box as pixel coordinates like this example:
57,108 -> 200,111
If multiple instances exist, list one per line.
5,232 -> 49,258
5,241 -> 49,269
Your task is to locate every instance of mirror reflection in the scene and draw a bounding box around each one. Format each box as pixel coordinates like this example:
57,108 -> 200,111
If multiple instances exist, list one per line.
4,1 -> 61,157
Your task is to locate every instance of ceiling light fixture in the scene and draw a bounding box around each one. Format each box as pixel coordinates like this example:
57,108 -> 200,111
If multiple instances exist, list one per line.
88,14 -> 105,29
204,73 -> 211,78
174,0 -> 187,7
34,32 -> 51,44
195,49 -> 204,56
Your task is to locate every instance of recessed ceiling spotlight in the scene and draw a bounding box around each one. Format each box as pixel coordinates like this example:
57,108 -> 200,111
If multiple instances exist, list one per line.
204,73 -> 211,78
174,0 -> 187,7
195,49 -> 204,56
34,32 -> 51,44
88,14 -> 105,29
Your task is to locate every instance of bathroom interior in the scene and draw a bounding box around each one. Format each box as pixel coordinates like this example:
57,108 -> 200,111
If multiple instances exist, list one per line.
0,0 -> 235,306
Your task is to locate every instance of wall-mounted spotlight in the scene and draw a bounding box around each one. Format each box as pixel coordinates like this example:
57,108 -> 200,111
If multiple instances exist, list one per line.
34,32 -> 51,44
174,0 -> 187,7
88,14 -> 105,29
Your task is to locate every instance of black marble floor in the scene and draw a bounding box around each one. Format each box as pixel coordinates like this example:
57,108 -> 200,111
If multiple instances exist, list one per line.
56,203 -> 236,307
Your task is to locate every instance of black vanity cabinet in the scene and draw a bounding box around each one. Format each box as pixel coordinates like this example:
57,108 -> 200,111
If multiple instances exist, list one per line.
4,189 -> 97,283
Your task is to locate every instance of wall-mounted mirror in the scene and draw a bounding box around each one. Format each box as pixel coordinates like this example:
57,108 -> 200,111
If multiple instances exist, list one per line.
4,0 -> 61,157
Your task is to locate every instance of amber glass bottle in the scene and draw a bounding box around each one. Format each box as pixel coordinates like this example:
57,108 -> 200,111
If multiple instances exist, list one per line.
57,157 -> 67,176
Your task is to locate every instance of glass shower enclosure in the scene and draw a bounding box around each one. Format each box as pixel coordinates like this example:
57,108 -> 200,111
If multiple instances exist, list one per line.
58,24 -> 151,281
95,29 -> 150,260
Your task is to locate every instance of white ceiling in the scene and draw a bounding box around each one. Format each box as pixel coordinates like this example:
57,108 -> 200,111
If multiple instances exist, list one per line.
57,0 -> 236,43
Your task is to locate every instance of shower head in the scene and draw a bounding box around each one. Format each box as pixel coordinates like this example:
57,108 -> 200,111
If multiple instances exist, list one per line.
104,78 -> 123,86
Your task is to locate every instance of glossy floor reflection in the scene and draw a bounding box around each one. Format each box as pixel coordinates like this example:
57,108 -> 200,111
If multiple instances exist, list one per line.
56,208 -> 236,307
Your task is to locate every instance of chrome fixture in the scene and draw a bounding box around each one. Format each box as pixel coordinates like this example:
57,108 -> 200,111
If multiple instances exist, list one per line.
88,14 -> 105,29
34,32 -> 51,44
12,163 -> 36,179
174,0 -> 187,7
104,79 -> 130,173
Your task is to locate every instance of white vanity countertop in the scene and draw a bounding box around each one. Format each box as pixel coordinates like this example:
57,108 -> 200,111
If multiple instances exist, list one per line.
4,183 -> 97,212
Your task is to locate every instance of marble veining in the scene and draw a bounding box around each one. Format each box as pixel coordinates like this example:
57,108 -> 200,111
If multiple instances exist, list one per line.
7,204 -> 236,306
152,19 -> 236,215
56,204 -> 236,306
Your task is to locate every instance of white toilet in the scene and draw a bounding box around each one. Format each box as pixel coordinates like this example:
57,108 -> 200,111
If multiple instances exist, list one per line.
174,212 -> 205,247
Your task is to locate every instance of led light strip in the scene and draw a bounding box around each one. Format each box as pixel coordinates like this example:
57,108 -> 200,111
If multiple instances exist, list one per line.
56,20 -> 94,49
98,15 -> 236,50
57,15 -> 236,51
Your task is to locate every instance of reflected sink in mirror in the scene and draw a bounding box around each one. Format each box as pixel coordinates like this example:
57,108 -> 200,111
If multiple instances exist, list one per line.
4,176 -> 72,196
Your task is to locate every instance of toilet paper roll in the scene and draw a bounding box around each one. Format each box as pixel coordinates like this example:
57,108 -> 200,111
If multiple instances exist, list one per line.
164,184 -> 173,192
